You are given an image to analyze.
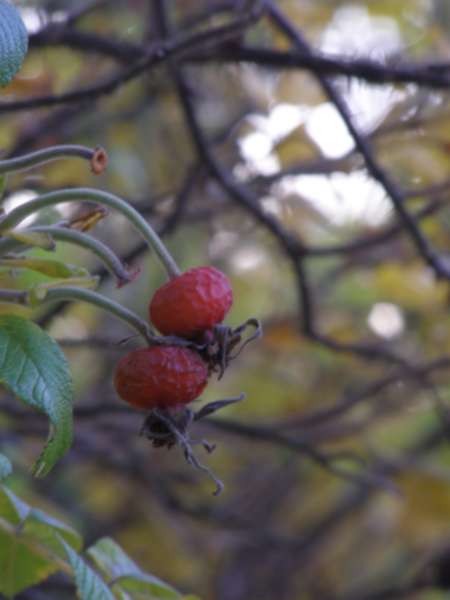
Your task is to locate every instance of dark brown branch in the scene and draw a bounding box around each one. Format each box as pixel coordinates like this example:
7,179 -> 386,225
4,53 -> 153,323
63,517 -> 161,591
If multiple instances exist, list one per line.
266,2 -> 450,281
0,10 -> 261,114
28,29 -> 450,90
29,27 -> 142,63
190,45 -> 450,90
307,197 -> 448,258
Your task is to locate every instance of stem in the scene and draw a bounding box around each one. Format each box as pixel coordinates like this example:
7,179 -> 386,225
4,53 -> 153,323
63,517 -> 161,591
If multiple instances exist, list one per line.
42,287 -> 155,343
0,145 -> 103,175
0,188 -> 181,279
0,289 -> 27,304
0,286 -> 154,343
0,226 -> 136,286
152,408 -> 224,496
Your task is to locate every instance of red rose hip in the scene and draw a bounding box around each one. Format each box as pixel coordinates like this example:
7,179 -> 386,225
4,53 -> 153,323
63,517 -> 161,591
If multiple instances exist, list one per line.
149,266 -> 233,338
114,346 -> 208,410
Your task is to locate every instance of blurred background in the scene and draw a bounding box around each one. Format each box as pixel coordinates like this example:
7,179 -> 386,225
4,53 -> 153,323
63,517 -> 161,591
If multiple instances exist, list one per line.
2,0 -> 450,598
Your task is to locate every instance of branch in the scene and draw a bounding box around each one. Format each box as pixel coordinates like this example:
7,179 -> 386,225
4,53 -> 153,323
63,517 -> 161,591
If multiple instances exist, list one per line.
28,23 -> 450,90
0,9 -> 261,113
29,27 -> 142,63
164,41 -> 413,366
190,45 -> 450,90
266,2 -> 450,281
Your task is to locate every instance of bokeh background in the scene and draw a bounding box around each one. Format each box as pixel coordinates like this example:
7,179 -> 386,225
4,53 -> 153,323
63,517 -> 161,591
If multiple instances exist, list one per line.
2,1 -> 450,598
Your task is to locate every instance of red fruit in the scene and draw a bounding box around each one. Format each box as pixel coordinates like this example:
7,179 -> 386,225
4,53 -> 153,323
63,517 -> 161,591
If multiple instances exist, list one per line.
149,266 -> 233,338
114,346 -> 208,410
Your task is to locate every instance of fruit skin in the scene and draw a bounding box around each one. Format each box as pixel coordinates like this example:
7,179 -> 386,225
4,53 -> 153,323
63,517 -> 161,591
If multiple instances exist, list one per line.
114,346 -> 208,410
149,267 -> 233,338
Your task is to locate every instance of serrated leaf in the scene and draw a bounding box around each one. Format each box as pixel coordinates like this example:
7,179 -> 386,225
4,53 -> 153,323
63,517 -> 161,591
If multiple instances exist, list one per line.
0,0 -> 28,87
0,315 -> 73,476
117,576 -> 181,599
87,538 -> 180,600
87,538 -> 140,581
0,528 -> 56,598
23,508 -> 82,557
0,486 -> 81,552
0,487 -> 82,597
0,454 -> 11,481
0,257 -> 88,278
2,230 -> 55,251
0,485 -> 29,525
0,487 -> 56,598
61,538 -> 115,600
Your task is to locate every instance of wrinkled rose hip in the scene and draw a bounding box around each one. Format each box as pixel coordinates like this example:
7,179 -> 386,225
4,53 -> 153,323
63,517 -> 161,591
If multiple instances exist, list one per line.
114,346 -> 208,409
149,266 -> 233,338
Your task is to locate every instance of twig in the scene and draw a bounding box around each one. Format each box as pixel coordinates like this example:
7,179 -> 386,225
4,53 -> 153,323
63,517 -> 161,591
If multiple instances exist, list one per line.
266,2 -> 450,280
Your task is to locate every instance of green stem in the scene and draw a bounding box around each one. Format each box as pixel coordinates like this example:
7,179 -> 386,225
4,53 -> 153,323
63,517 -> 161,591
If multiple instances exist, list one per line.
0,286 -> 154,343
42,287 -> 155,342
0,226 -> 136,286
0,289 -> 27,304
0,145 -> 101,175
0,188 -> 181,279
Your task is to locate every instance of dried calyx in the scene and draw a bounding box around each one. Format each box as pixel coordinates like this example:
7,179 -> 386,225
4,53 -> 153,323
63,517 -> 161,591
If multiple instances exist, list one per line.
140,394 -> 245,496
134,318 -> 262,494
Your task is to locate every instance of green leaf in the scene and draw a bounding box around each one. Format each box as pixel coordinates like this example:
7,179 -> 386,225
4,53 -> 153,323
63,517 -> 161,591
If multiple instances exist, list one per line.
61,539 -> 115,600
0,0 -> 28,87
0,315 -> 73,476
115,576 -> 181,599
0,485 -> 29,525
87,537 -> 140,581
87,538 -> 181,600
2,230 -> 55,251
23,508 -> 82,557
0,487 -> 56,598
0,257 -> 89,278
0,485 -> 191,600
0,527 -> 56,598
27,276 -> 100,306
113,590 -> 132,600
0,487 -> 80,597
0,454 -> 12,481
0,486 -> 81,553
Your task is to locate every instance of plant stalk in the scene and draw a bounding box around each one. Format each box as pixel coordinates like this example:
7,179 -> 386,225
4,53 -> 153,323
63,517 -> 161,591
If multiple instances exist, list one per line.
0,225 -> 136,286
0,145 -> 104,175
0,286 -> 154,343
0,188 -> 181,279
43,287 -> 155,342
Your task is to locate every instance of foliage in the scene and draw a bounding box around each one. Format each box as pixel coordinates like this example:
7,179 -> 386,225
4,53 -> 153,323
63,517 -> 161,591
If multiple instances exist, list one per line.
0,314 -> 72,476
0,466 -> 190,599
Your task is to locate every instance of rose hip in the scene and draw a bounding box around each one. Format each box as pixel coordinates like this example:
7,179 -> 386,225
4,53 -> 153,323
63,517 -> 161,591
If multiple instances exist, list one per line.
149,266 -> 233,338
114,346 -> 208,410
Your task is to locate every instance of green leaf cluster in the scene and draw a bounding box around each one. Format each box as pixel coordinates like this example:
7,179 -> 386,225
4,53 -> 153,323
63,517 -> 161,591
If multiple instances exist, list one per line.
0,477 -> 191,599
0,314 -> 73,476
